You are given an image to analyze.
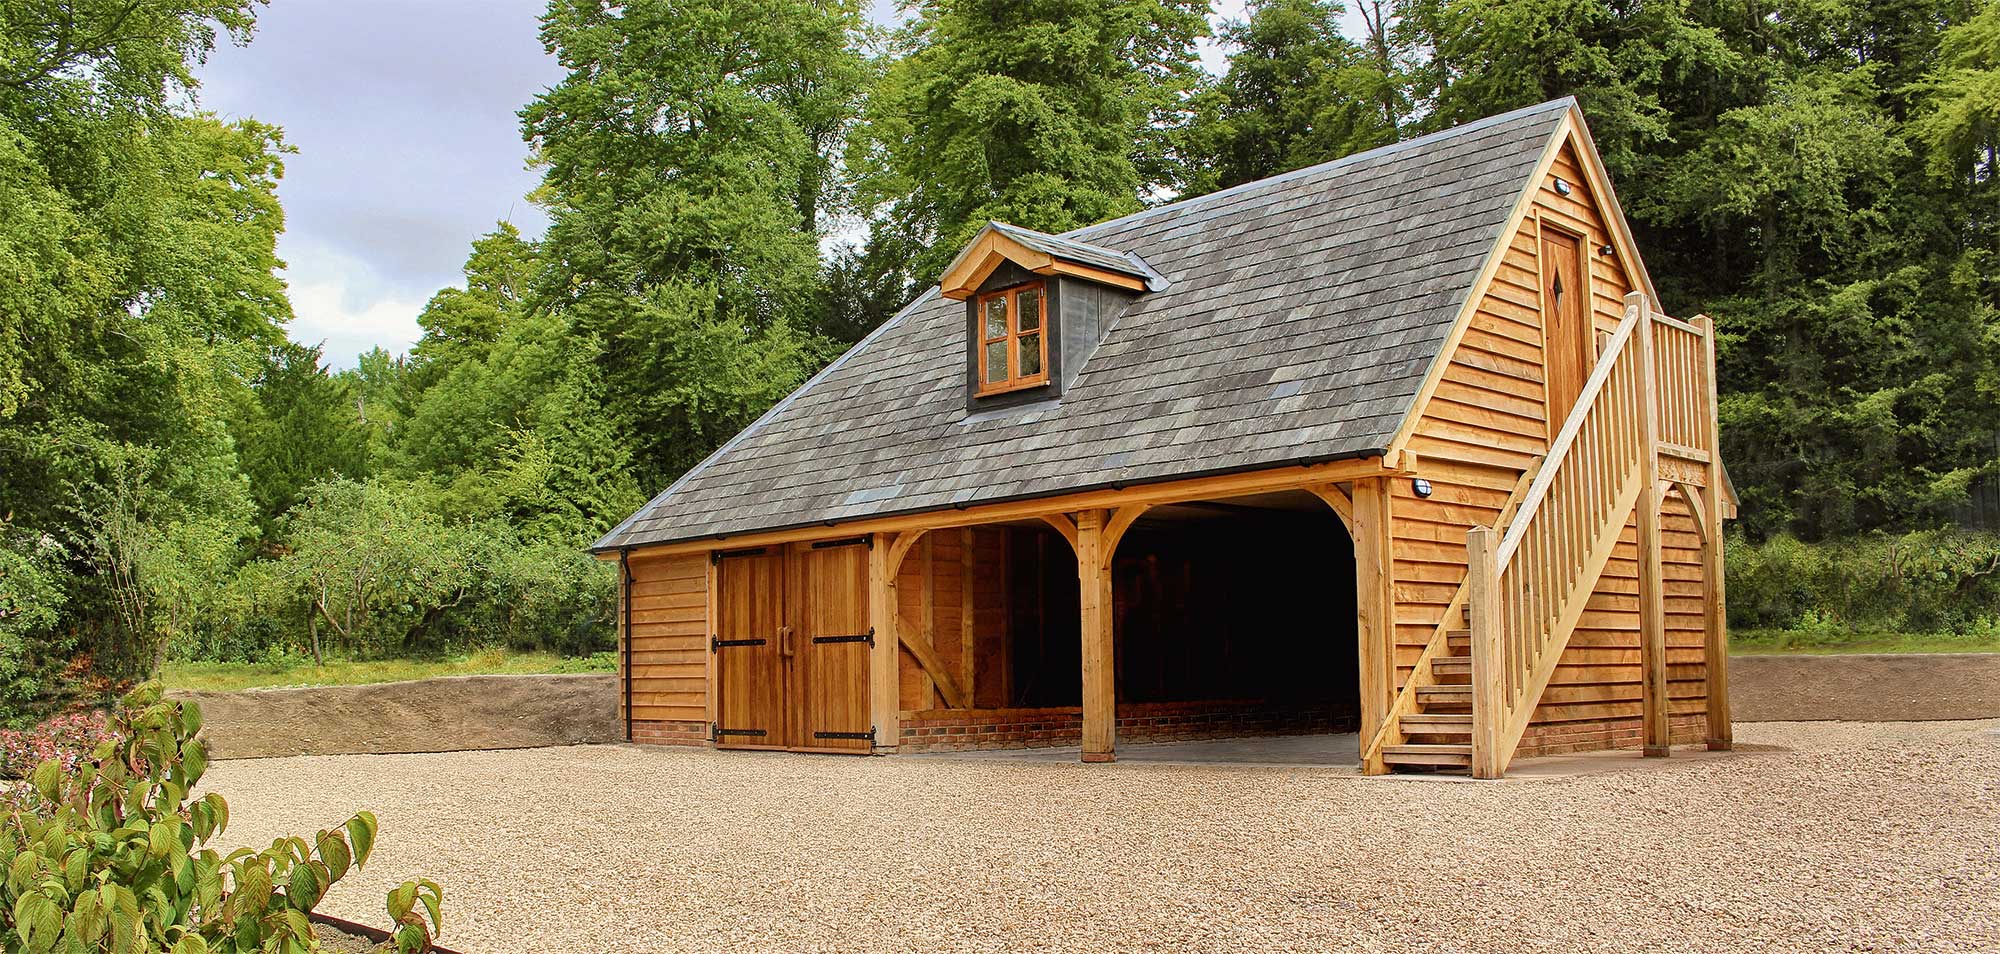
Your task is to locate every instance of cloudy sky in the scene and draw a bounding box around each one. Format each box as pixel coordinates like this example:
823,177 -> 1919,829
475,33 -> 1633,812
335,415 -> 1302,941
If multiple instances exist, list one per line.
195,1 -> 1251,367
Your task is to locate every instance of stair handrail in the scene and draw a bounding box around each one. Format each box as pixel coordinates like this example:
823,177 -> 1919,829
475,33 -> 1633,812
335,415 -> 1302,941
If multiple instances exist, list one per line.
1494,300 -> 1645,569
1470,292 -> 1658,777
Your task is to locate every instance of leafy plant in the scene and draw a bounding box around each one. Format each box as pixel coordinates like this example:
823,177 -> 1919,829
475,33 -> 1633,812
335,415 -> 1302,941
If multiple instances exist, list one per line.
0,684 -> 443,952
0,711 -> 118,781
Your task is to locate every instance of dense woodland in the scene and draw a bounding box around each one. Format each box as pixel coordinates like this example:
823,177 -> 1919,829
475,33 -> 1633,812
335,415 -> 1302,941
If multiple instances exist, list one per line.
1,0 -> 1997,721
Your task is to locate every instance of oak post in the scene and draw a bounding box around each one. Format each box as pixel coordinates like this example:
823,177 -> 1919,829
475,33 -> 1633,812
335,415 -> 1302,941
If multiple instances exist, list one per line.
1699,315 -> 1733,750
1634,292 -> 1670,757
1466,526 -> 1504,779
960,527 -> 976,707
1350,478 -> 1394,775
868,536 -> 899,754
1075,509 -> 1116,763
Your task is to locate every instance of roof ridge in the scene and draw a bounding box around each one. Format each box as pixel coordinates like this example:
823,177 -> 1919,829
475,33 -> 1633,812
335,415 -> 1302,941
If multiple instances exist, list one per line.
1063,96 -> 1576,242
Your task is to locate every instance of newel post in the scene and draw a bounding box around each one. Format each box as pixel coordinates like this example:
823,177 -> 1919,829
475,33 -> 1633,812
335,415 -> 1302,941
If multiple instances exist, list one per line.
1466,526 -> 1504,779
1631,291 -> 1670,757
1698,314 -> 1734,750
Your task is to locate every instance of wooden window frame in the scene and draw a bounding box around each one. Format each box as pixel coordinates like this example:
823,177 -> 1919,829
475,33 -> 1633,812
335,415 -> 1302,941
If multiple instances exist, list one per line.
975,281 -> 1051,396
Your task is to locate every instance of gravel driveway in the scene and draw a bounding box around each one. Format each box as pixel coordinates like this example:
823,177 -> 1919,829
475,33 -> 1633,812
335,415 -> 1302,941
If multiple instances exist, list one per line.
202,720 -> 2000,953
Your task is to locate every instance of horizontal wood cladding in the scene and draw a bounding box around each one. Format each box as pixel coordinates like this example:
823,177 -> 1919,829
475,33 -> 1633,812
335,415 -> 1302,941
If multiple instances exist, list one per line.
1396,136 -> 1711,749
623,552 -> 710,727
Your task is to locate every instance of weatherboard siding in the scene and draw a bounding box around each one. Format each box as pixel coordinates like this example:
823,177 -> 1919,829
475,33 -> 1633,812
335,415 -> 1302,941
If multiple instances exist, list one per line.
1395,139 -> 1709,748
622,552 -> 710,727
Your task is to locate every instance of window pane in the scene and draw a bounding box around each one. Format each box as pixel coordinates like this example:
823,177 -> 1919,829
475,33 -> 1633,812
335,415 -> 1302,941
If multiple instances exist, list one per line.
1018,332 -> 1042,377
984,296 -> 1008,339
1018,287 -> 1042,332
985,340 -> 1008,383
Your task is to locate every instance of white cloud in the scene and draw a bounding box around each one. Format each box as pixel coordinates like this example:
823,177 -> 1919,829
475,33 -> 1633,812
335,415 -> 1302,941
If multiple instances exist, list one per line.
276,236 -> 438,367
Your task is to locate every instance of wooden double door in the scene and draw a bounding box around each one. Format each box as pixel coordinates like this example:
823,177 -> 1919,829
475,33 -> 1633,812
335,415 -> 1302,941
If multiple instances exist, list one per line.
712,541 -> 873,753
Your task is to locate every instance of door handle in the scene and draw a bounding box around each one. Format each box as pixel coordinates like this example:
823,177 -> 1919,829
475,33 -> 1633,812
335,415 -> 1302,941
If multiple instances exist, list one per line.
779,625 -> 795,658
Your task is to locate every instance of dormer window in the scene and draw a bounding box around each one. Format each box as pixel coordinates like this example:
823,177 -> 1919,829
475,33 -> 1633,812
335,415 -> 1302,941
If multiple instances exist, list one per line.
977,281 -> 1048,394
939,221 -> 1163,410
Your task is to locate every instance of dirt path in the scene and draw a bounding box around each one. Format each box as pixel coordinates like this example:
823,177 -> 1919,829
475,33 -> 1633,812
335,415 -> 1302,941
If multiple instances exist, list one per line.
202,720 -> 2000,953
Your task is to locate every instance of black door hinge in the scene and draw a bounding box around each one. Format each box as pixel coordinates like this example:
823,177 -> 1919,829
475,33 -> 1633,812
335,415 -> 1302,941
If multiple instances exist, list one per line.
712,636 -> 768,652
813,727 -> 876,741
809,626 -> 874,647
711,723 -> 769,740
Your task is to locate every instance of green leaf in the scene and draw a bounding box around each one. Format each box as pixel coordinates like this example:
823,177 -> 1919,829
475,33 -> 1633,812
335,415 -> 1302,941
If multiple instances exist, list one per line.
29,759 -> 61,803
345,812 -> 377,870
149,821 -> 177,858
386,882 -> 415,922
316,830 -> 352,883
286,861 -> 322,911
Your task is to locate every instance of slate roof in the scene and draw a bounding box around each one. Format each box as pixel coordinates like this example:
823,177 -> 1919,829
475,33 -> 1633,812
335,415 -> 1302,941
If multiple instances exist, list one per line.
594,98 -> 1573,552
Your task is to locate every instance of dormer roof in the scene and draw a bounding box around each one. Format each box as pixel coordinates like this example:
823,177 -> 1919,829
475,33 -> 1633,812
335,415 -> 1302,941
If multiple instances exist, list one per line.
938,221 -> 1166,300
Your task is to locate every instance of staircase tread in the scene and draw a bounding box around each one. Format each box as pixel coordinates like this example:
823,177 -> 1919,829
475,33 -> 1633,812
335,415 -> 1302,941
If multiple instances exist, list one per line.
1384,743 -> 1472,754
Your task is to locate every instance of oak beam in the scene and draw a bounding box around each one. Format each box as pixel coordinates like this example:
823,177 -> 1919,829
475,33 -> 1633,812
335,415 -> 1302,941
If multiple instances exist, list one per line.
1350,478 -> 1395,775
867,539 -> 899,753
960,527 -> 976,707
1038,513 -> 1079,553
898,612 -> 967,709
614,457 -> 1404,560
1101,503 -> 1150,556
1075,509 -> 1116,763
1305,483 -> 1356,536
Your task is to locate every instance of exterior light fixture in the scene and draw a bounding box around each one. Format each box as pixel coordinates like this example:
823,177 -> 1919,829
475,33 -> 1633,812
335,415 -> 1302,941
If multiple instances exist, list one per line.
1598,243 -> 1615,256
1553,178 -> 1572,196
1412,477 -> 1434,499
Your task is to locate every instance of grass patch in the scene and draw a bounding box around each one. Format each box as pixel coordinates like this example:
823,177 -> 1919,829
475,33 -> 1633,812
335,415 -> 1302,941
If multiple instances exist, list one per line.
160,648 -> 617,693
1732,628 -> 2000,655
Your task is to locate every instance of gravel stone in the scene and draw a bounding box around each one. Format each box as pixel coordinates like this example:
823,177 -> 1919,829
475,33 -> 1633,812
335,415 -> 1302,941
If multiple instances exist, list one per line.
203,720 -> 2000,954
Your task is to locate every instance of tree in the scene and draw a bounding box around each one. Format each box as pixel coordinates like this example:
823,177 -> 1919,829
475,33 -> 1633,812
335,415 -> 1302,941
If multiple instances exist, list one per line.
1185,0 -> 1401,195
521,0 -> 862,487
0,0 -> 286,709
405,222 -> 540,393
848,0 -> 1211,282
232,342 -> 371,539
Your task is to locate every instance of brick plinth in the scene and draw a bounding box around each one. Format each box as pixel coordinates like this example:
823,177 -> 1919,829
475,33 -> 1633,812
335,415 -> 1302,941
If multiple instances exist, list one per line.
628,719 -> 708,747
898,701 -> 1357,752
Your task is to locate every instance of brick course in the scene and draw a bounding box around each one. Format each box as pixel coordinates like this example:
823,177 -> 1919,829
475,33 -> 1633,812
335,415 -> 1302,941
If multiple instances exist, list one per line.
898,701 -> 1357,752
628,719 -> 708,747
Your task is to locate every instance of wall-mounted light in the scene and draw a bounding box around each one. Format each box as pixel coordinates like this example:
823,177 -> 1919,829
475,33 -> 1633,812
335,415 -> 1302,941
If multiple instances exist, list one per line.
1552,178 -> 1572,196
1597,244 -> 1615,256
1412,477 -> 1434,499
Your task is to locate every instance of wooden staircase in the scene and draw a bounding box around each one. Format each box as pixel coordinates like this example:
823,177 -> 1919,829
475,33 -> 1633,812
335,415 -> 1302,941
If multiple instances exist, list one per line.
1378,606 -> 1475,767
1370,291 -> 1720,777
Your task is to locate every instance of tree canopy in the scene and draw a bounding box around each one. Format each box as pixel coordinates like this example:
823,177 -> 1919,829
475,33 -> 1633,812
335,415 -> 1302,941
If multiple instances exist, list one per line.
4,0 -> 1998,722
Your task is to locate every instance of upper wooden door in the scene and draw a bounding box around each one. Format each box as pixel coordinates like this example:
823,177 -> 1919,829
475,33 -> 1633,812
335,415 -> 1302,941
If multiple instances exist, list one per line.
1540,226 -> 1591,434
713,549 -> 787,748
792,543 -> 873,752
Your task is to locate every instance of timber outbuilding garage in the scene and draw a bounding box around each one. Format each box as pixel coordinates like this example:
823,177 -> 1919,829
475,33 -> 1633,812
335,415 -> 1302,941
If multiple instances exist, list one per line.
592,98 -> 1737,778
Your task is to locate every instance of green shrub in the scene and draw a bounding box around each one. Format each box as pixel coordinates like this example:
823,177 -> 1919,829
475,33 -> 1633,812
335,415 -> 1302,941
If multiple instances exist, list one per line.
1727,529 -> 2000,634
0,684 -> 443,952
